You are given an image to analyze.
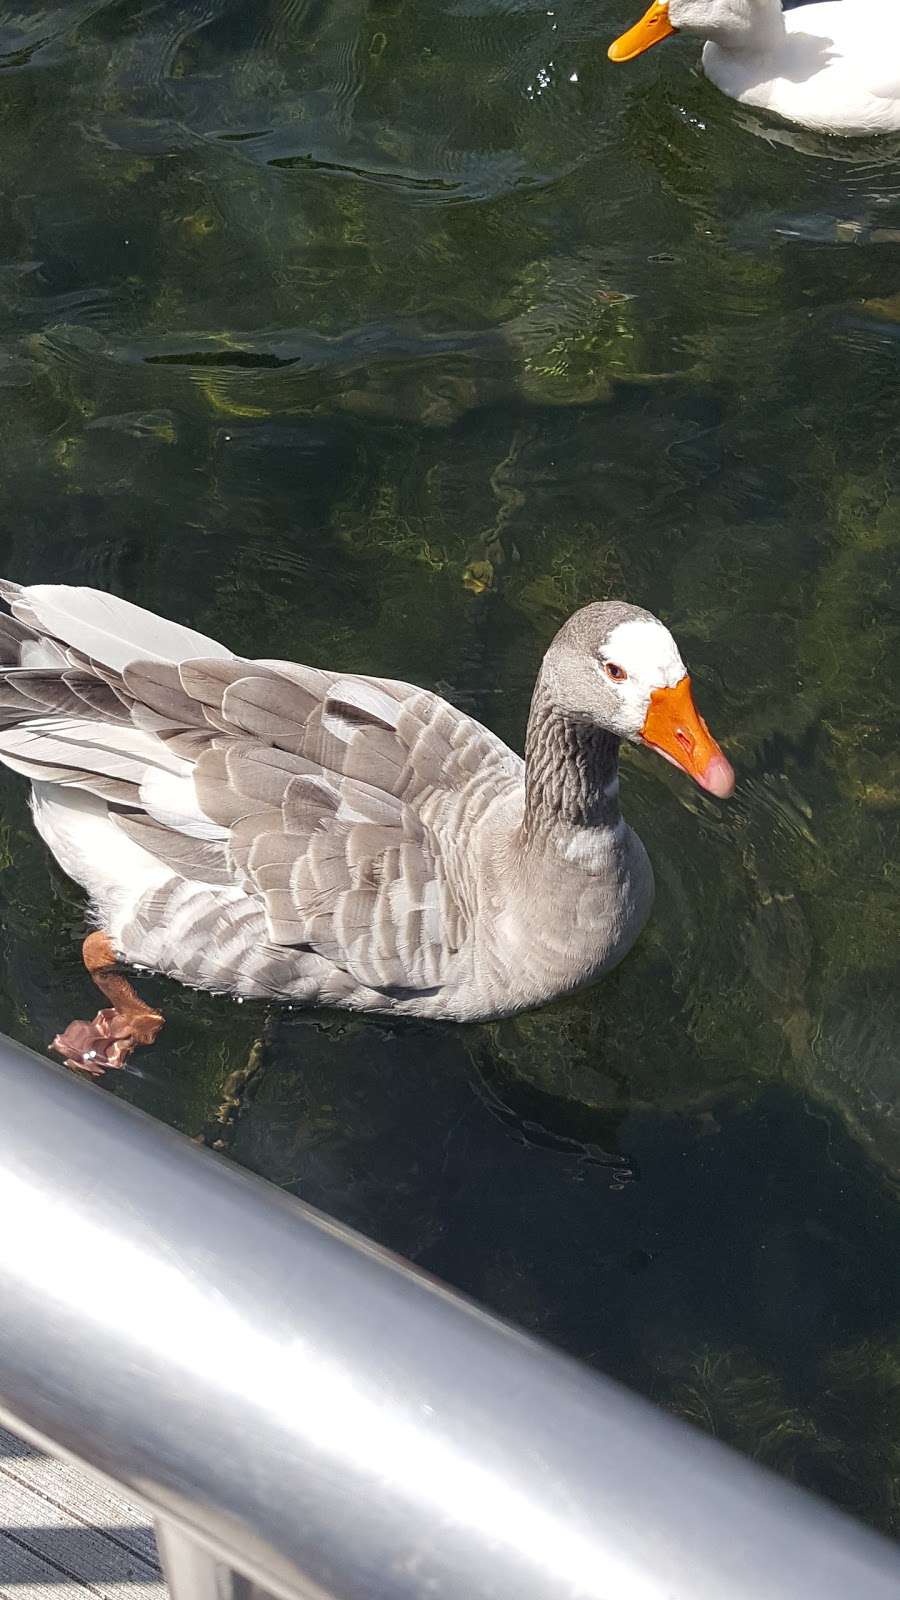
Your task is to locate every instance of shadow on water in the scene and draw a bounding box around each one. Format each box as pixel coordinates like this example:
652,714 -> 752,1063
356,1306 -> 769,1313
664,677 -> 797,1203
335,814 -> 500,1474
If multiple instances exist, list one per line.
0,0 -> 898,1537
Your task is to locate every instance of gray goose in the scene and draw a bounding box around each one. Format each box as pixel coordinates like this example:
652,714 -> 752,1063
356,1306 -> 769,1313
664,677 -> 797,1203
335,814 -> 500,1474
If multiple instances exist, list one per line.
0,581 -> 734,1073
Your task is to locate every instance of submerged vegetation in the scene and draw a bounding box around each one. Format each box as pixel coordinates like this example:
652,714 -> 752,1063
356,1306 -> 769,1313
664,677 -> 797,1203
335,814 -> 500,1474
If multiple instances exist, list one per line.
0,0 -> 898,1535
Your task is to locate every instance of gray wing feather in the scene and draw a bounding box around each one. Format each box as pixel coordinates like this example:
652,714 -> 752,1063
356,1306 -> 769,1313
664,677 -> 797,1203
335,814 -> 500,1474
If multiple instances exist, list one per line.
115,815 -> 234,885
0,671 -> 129,724
0,582 -> 233,672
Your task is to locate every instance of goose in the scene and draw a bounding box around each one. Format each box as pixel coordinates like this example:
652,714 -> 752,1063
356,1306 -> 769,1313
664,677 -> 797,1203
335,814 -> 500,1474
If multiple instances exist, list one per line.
608,0 -> 900,137
0,581 -> 733,1073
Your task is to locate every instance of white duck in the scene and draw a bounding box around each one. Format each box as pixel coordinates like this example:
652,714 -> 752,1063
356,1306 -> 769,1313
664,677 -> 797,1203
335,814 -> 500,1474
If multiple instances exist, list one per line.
608,0 -> 900,136
0,581 -> 733,1072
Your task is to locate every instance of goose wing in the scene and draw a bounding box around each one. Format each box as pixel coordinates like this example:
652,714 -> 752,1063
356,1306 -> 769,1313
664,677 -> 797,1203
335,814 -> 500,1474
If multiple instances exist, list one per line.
0,582 -> 522,993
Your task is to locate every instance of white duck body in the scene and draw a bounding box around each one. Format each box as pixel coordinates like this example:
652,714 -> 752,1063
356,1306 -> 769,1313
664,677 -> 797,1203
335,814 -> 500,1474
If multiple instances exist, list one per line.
703,0 -> 900,135
610,0 -> 900,137
0,583 -> 731,1024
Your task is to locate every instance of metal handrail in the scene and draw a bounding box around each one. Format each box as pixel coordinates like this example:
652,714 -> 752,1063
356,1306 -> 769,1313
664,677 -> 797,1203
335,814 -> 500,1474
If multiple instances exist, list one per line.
0,1033 -> 897,1600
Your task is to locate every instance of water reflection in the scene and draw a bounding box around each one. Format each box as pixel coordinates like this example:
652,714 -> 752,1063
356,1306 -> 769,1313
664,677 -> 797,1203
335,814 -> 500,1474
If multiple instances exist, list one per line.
0,0 -> 897,1538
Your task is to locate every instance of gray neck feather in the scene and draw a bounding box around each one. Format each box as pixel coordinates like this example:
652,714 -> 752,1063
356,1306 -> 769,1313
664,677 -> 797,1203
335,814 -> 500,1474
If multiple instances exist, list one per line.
523,679 -> 621,836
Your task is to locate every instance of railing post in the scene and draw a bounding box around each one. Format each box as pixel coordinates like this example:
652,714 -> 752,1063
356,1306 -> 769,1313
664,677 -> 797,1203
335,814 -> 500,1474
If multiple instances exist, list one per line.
156,1521 -> 278,1600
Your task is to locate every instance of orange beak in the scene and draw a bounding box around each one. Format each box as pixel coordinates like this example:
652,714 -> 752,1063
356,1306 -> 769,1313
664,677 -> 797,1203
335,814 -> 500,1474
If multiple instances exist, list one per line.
608,1 -> 677,62
640,676 -> 735,798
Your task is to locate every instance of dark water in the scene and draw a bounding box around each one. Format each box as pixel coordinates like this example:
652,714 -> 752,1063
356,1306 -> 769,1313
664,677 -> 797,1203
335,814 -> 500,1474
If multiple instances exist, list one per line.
0,0 -> 899,1536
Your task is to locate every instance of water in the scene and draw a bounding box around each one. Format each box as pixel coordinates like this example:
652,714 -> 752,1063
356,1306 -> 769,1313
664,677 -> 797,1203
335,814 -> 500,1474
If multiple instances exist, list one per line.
0,0 -> 899,1536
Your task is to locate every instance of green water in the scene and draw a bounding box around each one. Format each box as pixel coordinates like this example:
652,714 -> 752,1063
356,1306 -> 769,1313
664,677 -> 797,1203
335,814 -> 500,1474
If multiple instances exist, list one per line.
0,0 -> 899,1534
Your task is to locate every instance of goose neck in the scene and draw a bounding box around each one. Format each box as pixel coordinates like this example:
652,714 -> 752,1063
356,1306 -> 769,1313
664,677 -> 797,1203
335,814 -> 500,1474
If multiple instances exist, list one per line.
523,681 -> 622,838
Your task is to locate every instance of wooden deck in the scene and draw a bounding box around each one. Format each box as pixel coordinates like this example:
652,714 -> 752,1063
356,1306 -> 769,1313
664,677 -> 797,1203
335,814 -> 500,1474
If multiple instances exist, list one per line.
0,1428 -> 167,1599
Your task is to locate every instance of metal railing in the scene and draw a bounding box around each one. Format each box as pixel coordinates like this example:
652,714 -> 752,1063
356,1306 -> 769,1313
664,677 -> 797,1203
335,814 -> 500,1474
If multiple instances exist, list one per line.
0,1032 -> 898,1600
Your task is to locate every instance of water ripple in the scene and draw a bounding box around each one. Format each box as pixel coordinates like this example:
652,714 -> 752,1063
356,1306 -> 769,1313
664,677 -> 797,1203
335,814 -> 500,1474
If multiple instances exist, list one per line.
55,0 -> 614,203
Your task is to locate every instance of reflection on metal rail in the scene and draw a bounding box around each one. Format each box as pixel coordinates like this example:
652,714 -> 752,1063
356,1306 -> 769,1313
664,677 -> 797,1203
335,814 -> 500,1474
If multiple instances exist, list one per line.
0,1033 -> 898,1600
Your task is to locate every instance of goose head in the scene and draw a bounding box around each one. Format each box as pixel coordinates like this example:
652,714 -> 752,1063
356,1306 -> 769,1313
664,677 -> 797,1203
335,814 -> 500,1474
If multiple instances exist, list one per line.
608,0 -> 784,61
543,602 -> 735,798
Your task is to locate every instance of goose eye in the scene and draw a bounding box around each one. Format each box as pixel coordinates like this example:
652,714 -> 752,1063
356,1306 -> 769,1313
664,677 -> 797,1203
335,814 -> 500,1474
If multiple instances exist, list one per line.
604,661 -> 627,683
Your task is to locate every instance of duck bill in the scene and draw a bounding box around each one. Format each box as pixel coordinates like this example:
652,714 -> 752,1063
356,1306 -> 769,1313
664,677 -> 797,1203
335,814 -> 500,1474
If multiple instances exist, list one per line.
640,676 -> 735,798
608,1 -> 677,62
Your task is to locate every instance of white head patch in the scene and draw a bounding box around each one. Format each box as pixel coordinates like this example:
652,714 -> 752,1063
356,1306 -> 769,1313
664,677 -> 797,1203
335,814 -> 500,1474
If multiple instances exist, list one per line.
597,617 -> 686,739
603,617 -> 685,686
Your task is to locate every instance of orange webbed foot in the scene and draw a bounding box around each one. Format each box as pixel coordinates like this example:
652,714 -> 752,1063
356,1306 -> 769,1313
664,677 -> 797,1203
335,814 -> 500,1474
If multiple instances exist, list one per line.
49,933 -> 165,1077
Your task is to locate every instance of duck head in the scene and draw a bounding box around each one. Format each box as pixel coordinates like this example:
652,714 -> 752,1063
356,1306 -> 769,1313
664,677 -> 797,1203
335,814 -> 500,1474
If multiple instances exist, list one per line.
545,602 -> 735,798
608,0 -> 784,60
